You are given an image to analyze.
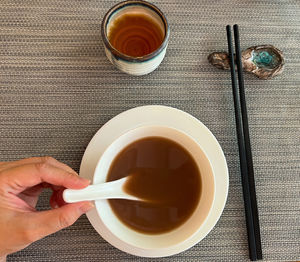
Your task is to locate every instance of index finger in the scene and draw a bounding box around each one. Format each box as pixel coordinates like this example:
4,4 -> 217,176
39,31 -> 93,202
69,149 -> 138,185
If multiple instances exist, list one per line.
0,156 -> 77,175
0,163 -> 90,194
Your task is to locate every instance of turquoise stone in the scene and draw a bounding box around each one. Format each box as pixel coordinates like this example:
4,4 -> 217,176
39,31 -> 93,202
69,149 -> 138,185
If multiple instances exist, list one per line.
252,50 -> 279,69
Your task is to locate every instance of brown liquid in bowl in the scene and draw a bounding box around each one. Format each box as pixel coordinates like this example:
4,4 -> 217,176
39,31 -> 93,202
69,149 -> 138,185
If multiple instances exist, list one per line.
108,13 -> 164,57
107,137 -> 201,234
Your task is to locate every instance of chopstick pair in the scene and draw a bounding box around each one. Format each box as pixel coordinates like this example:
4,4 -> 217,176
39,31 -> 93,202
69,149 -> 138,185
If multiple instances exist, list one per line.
226,25 -> 263,261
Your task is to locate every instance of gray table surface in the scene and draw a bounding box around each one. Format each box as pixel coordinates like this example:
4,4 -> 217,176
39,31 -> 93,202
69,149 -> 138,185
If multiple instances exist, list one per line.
1,0 -> 299,261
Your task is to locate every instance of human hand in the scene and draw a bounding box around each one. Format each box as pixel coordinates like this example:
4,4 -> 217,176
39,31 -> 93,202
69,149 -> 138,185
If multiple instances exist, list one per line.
0,157 -> 93,259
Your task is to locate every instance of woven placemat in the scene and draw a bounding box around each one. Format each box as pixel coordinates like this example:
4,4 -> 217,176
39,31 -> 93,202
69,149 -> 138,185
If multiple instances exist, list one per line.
1,0 -> 299,261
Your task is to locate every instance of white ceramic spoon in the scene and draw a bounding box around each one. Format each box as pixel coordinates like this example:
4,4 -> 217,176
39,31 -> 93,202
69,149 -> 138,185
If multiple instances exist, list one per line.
63,177 -> 140,203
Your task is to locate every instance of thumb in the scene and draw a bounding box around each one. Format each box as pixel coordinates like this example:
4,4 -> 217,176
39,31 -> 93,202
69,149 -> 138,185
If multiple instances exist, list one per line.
29,202 -> 94,241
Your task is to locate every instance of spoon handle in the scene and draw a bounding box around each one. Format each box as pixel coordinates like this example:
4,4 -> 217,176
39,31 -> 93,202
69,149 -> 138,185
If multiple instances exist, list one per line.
63,177 -> 138,203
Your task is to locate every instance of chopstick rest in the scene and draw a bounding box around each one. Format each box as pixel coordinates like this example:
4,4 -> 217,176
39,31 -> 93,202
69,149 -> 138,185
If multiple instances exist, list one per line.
208,44 -> 284,79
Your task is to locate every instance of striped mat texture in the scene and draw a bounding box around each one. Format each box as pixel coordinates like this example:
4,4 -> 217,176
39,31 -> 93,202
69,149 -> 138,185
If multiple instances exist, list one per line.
1,0 -> 299,261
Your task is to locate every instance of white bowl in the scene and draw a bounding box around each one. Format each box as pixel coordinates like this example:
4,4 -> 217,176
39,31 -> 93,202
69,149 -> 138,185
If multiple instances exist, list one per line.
93,125 -> 215,250
80,105 -> 229,257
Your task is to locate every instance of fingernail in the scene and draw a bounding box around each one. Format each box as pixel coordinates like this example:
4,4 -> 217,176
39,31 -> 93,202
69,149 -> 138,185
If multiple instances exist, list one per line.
78,177 -> 91,184
80,202 -> 94,213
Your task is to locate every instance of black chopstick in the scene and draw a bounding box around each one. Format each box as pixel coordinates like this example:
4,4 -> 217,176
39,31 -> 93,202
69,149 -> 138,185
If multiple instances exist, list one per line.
226,25 -> 262,261
233,24 -> 262,260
